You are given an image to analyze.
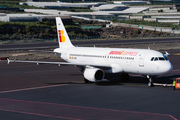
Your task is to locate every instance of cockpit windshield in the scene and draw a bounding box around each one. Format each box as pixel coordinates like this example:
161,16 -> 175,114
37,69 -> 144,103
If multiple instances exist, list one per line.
151,57 -> 154,61
177,80 -> 180,83
154,57 -> 158,61
151,55 -> 168,61
159,57 -> 165,61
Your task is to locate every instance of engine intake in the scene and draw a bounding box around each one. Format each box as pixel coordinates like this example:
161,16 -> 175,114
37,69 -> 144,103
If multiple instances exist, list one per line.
83,67 -> 104,82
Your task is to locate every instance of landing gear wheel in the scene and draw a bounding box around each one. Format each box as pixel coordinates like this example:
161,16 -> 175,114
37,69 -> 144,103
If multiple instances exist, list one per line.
120,73 -> 129,82
147,75 -> 154,87
148,82 -> 154,87
84,78 -> 89,83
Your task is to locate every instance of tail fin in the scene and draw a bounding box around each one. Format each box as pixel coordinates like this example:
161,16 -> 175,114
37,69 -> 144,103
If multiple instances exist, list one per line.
56,17 -> 74,48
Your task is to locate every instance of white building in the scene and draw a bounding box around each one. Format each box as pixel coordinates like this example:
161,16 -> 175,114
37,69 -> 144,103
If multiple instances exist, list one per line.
113,1 -> 148,5
91,4 -> 129,11
23,2 -> 106,9
0,13 -> 71,22
24,7 -> 149,21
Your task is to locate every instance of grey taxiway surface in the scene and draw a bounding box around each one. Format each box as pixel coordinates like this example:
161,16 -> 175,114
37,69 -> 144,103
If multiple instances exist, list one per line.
1,38 -> 180,51
0,46 -> 180,119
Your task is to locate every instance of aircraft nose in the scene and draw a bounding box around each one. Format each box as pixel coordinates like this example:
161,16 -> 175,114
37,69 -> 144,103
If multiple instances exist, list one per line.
163,62 -> 173,74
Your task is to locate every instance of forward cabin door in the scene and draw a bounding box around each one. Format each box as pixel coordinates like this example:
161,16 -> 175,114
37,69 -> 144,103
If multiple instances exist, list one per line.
139,53 -> 146,67
105,54 -> 110,61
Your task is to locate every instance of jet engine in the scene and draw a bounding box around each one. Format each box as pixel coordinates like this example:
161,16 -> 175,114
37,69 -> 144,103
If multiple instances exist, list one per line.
83,67 -> 105,82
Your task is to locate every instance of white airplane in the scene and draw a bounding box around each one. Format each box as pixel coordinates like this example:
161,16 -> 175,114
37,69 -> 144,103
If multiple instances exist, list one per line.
8,17 -> 173,87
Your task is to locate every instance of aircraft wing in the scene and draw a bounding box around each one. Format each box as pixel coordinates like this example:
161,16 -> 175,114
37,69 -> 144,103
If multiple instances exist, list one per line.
7,59 -> 111,69
29,50 -> 57,53
29,50 -> 61,57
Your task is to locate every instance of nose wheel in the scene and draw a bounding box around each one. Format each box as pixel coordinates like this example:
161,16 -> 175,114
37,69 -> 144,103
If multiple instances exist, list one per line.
147,75 -> 154,87
148,81 -> 154,87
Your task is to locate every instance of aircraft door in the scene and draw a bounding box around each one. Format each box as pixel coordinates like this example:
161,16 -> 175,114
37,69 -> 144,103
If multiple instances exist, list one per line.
139,53 -> 146,67
105,55 -> 110,61
63,49 -> 69,61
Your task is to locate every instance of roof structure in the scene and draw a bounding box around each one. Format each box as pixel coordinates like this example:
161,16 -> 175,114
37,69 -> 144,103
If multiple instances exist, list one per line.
0,13 -> 70,22
92,4 -> 129,11
144,12 -> 180,16
113,1 -> 148,4
24,7 -> 149,16
25,2 -> 104,8
0,2 -> 149,22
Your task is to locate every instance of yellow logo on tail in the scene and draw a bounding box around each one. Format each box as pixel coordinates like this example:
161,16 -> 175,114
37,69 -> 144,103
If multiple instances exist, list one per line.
58,30 -> 65,42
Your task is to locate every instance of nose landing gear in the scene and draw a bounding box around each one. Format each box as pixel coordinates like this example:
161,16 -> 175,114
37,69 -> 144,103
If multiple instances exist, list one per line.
147,75 -> 154,87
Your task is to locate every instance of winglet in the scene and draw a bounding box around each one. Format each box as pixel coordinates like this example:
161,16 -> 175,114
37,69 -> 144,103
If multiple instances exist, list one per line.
7,58 -> 10,64
165,51 -> 170,57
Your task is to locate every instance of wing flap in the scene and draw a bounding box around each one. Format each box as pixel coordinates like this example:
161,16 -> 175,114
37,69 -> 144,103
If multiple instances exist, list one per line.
8,59 -> 77,66
29,50 -> 57,53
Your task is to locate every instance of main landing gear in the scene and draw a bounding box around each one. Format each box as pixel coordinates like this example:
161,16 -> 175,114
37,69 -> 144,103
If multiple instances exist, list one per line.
147,75 -> 154,87
120,73 -> 129,82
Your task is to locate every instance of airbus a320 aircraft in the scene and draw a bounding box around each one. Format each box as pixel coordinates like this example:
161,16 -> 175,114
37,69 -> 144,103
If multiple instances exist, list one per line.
8,17 -> 173,87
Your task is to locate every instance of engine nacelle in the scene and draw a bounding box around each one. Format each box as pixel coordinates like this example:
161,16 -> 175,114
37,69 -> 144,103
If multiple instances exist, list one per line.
83,67 -> 105,82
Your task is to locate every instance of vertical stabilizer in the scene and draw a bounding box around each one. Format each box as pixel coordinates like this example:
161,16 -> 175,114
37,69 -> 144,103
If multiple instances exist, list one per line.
56,17 -> 74,48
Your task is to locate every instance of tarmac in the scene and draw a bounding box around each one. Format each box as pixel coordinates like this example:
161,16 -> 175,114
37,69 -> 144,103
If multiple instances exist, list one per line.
0,49 -> 180,120
1,38 -> 180,51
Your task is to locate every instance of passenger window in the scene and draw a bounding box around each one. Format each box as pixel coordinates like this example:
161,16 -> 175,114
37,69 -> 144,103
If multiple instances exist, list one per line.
154,57 -> 158,61
151,57 -> 154,61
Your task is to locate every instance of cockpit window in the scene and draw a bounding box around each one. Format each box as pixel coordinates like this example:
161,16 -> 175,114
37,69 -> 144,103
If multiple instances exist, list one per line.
159,57 -> 165,61
151,57 -> 154,61
151,55 -> 168,61
154,57 -> 158,61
